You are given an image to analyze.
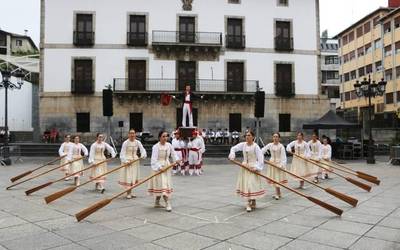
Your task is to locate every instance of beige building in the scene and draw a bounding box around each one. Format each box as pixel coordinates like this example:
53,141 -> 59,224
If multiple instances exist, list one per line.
335,5 -> 400,129
0,29 -> 38,55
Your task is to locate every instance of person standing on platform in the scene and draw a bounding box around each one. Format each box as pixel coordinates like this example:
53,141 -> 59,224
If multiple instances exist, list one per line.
308,132 -> 323,183
58,135 -> 73,180
148,131 -> 180,212
172,85 -> 203,128
229,130 -> 265,212
286,132 -> 311,189
262,133 -> 287,200
119,129 -> 147,199
88,133 -> 116,193
67,135 -> 88,186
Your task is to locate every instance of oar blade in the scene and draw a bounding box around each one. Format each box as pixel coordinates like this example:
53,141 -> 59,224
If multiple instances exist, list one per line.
346,177 -> 372,192
357,174 -> 381,185
307,196 -> 343,216
75,199 -> 112,222
45,186 -> 76,204
356,171 -> 378,180
25,182 -> 53,196
10,171 -> 33,183
325,188 -> 358,207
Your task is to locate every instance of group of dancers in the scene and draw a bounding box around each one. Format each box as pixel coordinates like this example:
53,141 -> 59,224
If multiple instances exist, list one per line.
58,128 -> 333,212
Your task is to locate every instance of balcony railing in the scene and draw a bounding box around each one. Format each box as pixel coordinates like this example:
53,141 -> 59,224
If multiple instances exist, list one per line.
71,80 -> 94,94
275,82 -> 295,97
127,32 -> 148,46
274,36 -> 293,51
113,78 -> 257,93
73,31 -> 95,46
226,35 -> 246,49
152,31 -> 223,46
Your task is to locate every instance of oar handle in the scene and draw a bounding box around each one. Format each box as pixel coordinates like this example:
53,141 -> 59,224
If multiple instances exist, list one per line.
264,160 -> 325,191
32,155 -> 67,172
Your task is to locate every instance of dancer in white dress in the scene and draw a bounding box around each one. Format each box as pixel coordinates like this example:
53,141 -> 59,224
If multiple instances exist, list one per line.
308,133 -> 323,183
58,135 -> 73,180
67,135 -> 88,186
320,137 -> 333,179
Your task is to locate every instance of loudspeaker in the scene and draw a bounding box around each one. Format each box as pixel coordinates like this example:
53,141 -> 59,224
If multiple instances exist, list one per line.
118,121 -> 124,127
254,91 -> 265,118
103,89 -> 113,117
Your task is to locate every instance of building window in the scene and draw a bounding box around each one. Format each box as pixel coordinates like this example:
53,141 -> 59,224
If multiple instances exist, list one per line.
374,39 -> 382,49
373,16 -> 380,27
359,67 -> 365,77
395,17 -> 400,29
322,71 -> 339,83
128,15 -> 147,46
128,60 -> 146,91
350,70 -> 357,80
349,51 -> 355,61
229,113 -> 242,132
365,43 -> 372,54
0,33 -> 6,46
345,92 -> 350,101
15,39 -> 22,46
129,113 -> 143,132
275,21 -> 293,51
375,61 -> 383,72
398,91 -> 400,102
343,54 -> 349,63
383,21 -> 391,33
72,59 -> 94,93
178,61 -> 196,91
385,69 -> 393,81
74,13 -> 94,46
396,66 -> 400,78
344,73 -> 350,82
227,62 -> 244,92
357,47 -> 365,57
279,114 -> 291,132
275,63 -> 294,97
384,45 -> 392,57
342,35 -> 348,45
179,16 -> 196,43
226,18 -> 245,49
228,0 -> 240,3
364,21 -> 371,33
386,92 -> 394,104
277,0 -> 289,6
76,113 -> 90,132
396,41 -> 400,54
366,64 -> 373,74
356,26 -> 363,38
325,56 -> 338,64
348,31 -> 354,42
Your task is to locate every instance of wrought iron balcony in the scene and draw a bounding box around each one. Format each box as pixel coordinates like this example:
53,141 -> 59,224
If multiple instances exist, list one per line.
152,31 -> 223,46
73,31 -> 95,46
127,32 -> 148,47
71,80 -> 94,94
226,35 -> 246,49
275,82 -> 295,97
274,36 -> 293,51
113,78 -> 257,93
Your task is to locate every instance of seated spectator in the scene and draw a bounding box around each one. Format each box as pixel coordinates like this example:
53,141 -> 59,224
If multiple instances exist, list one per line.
50,128 -> 59,143
215,128 -> 223,144
223,128 -> 230,144
231,130 -> 240,145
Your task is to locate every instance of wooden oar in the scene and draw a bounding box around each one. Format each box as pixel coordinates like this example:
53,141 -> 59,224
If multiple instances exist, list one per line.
25,158 -> 114,196
329,160 -> 379,181
75,162 -> 177,222
292,153 -> 372,192
10,155 -> 67,183
230,160 -> 343,216
310,159 -> 380,185
265,160 -> 358,207
45,158 -> 138,204
6,156 -> 84,190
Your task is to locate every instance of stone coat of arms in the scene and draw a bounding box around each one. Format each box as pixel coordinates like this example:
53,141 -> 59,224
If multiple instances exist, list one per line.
182,0 -> 193,11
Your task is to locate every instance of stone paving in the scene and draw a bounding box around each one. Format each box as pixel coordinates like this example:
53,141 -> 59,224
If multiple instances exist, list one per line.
0,156 -> 400,250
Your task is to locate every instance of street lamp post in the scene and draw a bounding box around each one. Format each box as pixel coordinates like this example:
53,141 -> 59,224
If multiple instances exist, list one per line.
0,69 -> 24,165
354,75 -> 387,164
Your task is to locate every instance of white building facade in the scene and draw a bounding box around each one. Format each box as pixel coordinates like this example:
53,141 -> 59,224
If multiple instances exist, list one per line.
40,0 -> 329,140
320,36 -> 340,109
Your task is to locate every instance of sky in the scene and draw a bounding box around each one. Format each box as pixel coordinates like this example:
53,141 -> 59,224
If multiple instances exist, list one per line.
0,0 -> 391,46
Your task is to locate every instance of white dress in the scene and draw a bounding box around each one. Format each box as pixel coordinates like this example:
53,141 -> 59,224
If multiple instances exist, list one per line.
88,142 -> 116,184
148,142 -> 178,197
321,144 -> 333,173
119,139 -> 147,188
308,140 -> 323,176
286,140 -> 314,180
59,142 -> 73,173
67,143 -> 88,177
262,143 -> 287,186
229,142 -> 266,199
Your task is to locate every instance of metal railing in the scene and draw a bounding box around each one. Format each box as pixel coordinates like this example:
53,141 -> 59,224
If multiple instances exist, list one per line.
275,82 -> 295,97
274,36 -> 294,51
73,31 -> 95,46
71,80 -> 94,94
113,78 -> 257,93
127,32 -> 148,46
152,31 -> 223,45
226,35 -> 246,49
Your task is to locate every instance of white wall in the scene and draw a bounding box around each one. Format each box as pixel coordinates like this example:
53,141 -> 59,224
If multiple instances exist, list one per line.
43,0 -> 319,95
0,75 -> 33,131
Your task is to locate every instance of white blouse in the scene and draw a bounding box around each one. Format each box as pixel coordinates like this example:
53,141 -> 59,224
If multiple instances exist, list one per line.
119,139 -> 147,163
67,143 -> 88,161
308,140 -> 322,160
229,142 -> 264,171
58,142 -> 73,157
262,143 -> 287,167
88,142 -> 116,163
286,140 -> 311,157
150,142 -> 178,171
321,144 -> 332,160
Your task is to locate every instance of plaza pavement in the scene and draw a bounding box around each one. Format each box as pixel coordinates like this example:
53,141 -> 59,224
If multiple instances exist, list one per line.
0,156 -> 399,250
